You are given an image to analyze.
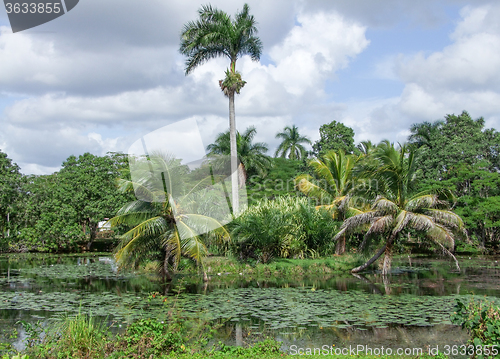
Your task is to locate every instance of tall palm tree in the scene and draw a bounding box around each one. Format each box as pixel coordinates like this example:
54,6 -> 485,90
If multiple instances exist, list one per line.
275,125 -> 312,160
296,150 -> 363,254
180,3 -> 263,215
334,141 -> 466,274
109,154 -> 229,282
206,126 -> 271,187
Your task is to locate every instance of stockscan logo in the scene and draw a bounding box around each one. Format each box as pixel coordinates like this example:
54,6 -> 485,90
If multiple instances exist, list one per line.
3,0 -> 79,33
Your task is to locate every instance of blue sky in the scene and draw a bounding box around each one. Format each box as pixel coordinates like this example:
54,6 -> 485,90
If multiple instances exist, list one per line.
0,0 -> 499,174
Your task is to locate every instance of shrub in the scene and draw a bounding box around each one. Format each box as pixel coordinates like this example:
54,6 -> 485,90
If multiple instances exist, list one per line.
451,298 -> 500,359
230,196 -> 340,262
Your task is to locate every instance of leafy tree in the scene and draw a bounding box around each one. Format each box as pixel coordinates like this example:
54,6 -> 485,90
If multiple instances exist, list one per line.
57,153 -> 131,250
15,153 -> 130,252
409,111 -> 500,182
206,126 -> 271,187
296,150 -> 363,254
274,125 -> 312,160
110,154 -> 229,281
335,141 -> 466,274
312,121 -> 355,158
16,174 -> 84,251
425,161 -> 500,250
180,3 -> 263,215
0,150 -> 22,244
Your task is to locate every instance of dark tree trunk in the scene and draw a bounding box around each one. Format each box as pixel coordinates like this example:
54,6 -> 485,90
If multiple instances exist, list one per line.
351,233 -> 396,273
86,221 -> 98,251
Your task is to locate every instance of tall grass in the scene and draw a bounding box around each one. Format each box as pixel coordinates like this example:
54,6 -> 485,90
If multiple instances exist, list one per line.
25,310 -> 109,358
230,196 -> 341,262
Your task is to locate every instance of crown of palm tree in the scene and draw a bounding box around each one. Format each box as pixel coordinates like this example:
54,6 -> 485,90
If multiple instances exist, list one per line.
109,154 -> 230,281
296,150 -> 362,216
180,3 -> 263,76
275,125 -> 312,160
206,126 -> 271,180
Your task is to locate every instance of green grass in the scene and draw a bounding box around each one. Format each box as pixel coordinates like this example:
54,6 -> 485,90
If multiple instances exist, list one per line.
182,255 -> 362,278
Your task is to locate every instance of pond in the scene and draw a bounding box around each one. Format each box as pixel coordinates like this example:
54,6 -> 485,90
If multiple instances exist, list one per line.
1,253 -> 500,358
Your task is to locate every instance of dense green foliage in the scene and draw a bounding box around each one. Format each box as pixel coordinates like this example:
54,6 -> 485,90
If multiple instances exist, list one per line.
410,111 -> 500,250
2,153 -> 130,252
0,151 -> 22,248
452,298 -> 500,359
110,153 -> 230,281
246,157 -> 305,204
335,141 -> 465,274
1,110 -> 499,264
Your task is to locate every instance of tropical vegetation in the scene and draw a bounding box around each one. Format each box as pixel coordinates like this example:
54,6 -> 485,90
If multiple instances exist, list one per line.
0,110 -> 498,279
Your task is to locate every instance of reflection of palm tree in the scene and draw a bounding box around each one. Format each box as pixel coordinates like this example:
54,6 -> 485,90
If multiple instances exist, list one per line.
206,126 -> 271,187
296,150 -> 363,254
180,3 -> 263,215
335,141 -> 465,274
110,154 -> 229,282
274,125 -> 312,160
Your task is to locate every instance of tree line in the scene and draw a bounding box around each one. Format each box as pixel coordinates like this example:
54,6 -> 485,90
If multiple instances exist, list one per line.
0,111 -> 499,260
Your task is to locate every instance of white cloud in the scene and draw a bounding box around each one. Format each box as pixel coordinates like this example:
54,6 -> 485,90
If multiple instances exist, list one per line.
394,4 -> 500,119
268,12 -> 369,96
345,3 -> 500,145
1,6 -> 369,173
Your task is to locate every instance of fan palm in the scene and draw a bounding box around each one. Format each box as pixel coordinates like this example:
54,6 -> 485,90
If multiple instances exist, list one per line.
275,125 -> 312,160
180,3 -> 263,215
296,150 -> 363,254
206,126 -> 271,187
334,141 -> 466,274
109,154 -> 230,282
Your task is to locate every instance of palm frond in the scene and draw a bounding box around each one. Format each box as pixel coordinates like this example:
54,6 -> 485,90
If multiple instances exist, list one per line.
366,215 -> 394,235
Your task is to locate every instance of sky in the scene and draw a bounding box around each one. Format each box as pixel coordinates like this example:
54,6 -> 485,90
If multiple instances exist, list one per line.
1,0 -> 499,175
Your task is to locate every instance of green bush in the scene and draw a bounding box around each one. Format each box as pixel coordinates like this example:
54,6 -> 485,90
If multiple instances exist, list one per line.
230,196 -> 340,262
451,298 -> 500,359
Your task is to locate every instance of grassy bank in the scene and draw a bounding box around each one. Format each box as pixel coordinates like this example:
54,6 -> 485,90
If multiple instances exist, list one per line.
142,255 -> 364,278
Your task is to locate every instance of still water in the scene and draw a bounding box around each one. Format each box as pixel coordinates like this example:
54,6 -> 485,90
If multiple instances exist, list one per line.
1,254 -> 500,357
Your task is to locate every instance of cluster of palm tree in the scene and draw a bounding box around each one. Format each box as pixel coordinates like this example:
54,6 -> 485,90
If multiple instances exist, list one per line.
107,3 -> 466,281
297,141 -> 466,274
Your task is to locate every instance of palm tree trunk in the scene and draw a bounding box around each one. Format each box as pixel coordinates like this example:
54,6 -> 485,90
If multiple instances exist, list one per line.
351,243 -> 387,273
229,91 -> 239,215
237,163 -> 246,189
381,241 -> 392,275
351,233 -> 395,273
163,253 -> 172,281
335,235 -> 346,255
